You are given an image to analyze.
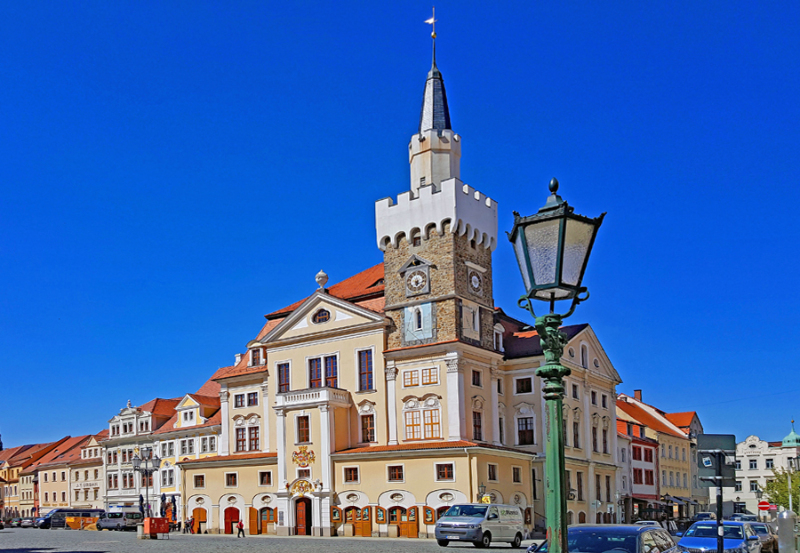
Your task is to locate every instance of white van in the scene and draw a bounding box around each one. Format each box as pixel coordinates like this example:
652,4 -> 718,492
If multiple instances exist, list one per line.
97,507 -> 143,531
435,503 -> 525,548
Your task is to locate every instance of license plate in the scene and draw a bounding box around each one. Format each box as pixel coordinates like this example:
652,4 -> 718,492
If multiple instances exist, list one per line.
447,535 -> 460,540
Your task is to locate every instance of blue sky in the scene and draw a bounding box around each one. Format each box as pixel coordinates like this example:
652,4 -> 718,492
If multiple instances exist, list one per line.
1,1 -> 798,448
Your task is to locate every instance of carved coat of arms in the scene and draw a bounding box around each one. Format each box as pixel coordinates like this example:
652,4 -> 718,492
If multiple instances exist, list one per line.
292,445 -> 315,467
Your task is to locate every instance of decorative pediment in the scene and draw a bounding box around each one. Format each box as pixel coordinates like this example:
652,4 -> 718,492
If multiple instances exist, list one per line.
573,406 -> 582,422
357,400 -> 376,415
472,395 -> 486,411
565,326 -> 622,384
515,402 -> 536,416
402,394 -> 441,410
592,413 -> 600,426
602,416 -> 610,429
397,254 -> 435,274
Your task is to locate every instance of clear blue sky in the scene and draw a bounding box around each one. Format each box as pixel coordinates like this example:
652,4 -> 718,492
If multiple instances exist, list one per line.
2,1 -> 798,448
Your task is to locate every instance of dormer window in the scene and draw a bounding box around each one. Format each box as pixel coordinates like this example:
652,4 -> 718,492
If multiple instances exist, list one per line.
251,349 -> 261,366
312,309 -> 330,324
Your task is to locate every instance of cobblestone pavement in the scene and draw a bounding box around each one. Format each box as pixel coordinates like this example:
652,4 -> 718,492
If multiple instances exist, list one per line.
0,528 -> 539,553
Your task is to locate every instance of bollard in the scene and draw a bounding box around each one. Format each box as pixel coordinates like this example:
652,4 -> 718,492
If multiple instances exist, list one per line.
777,511 -> 797,553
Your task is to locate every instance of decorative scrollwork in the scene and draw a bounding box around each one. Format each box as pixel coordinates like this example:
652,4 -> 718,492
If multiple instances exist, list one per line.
292,446 -> 315,467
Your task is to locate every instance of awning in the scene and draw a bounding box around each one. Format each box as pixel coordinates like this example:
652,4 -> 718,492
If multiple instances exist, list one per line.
662,495 -> 686,505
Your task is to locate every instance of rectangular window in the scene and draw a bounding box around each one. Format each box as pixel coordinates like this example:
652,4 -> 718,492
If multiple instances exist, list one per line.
513,467 -> 522,483
62,491 -> 66,501
278,362 -> 290,393
633,446 -> 642,460
602,429 -> 608,454
516,378 -> 532,394
645,470 -> 654,486
572,384 -> 579,399
358,350 -> 374,391
735,459 -> 742,470
251,348 -> 261,365
209,437 -> 215,451
602,394 -> 608,408
749,459 -> 758,470
605,475 -> 611,501
297,415 -> 310,443
225,473 -> 237,487
181,440 -> 188,455
592,427 -> 598,452
595,474 -> 601,503
201,437 -> 208,453
234,394 -> 245,408
750,480 -> 760,492
309,357 -> 322,388
497,378 -> 503,394
404,370 -> 419,387
259,471 -> 272,486
249,426 -> 260,451
577,472 -> 584,501
424,409 -> 440,439
188,439 -> 195,454
735,481 -> 742,492
422,368 -> 437,385
325,355 -> 338,387
498,417 -> 505,445
388,465 -> 404,482
194,475 -> 205,488
298,468 -> 311,479
766,459 -> 774,469
168,442 -> 174,456
472,370 -> 482,387
405,411 -> 422,440
573,422 -> 580,448
518,417 -> 535,445
533,468 -> 538,499
591,391 -> 597,405
361,414 -> 375,443
644,449 -> 653,463
473,411 -> 483,441
235,428 -> 246,452
344,467 -> 359,483
436,463 -> 454,481
488,464 -> 498,481
634,468 -> 643,484
247,392 -> 258,406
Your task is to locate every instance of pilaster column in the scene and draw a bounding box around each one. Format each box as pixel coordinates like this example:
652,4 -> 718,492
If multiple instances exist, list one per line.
261,381 -> 270,452
385,363 -> 399,445
275,409 -> 287,488
320,405 -> 333,492
219,388 -> 230,456
490,365 -> 501,446
445,354 -> 464,441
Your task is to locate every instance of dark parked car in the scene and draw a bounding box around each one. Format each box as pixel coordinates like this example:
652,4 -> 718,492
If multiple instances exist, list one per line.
9,517 -> 23,528
528,525 -> 683,553
750,523 -> 777,553
693,512 -> 716,522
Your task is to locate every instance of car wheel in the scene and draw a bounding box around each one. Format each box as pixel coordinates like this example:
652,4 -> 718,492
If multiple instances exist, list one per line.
474,532 -> 492,548
438,539 -> 450,547
512,533 -> 522,548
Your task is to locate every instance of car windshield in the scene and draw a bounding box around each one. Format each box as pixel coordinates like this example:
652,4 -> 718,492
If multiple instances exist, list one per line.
442,505 -> 488,518
537,529 -> 638,553
751,525 -> 769,535
685,525 -> 743,539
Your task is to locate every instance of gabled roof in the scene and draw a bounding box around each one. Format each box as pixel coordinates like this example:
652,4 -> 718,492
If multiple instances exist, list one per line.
265,263 -> 384,319
152,409 -> 222,436
617,396 -> 686,439
94,429 -> 109,440
185,394 -> 220,408
138,398 -> 180,418
503,323 -> 589,359
665,412 -> 697,434
196,365 -> 230,396
27,436 -> 89,469
0,444 -> 34,464
212,350 -> 264,381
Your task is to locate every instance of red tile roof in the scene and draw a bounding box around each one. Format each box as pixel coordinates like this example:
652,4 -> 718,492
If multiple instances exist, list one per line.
265,263 -> 385,319
152,410 -> 222,435
196,365 -> 231,396
29,436 -> 91,468
139,398 -> 180,418
212,350 -> 268,381
665,412 -> 696,431
177,451 -> 277,465
94,429 -> 109,440
187,394 -> 220,408
617,398 -> 686,439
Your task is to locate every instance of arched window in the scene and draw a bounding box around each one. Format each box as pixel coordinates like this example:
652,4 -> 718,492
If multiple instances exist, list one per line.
580,345 -> 588,368
312,309 -> 330,324
415,307 -> 423,330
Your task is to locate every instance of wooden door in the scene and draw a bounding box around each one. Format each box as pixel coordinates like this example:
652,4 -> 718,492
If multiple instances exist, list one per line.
295,497 -> 311,536
389,507 -> 408,537
406,506 -> 419,538
358,507 -> 371,537
260,508 -> 274,535
224,507 -> 239,535
249,507 -> 258,535
192,507 -> 206,534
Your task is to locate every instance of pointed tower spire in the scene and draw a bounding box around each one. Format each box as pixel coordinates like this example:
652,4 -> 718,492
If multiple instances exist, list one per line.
420,7 -> 451,134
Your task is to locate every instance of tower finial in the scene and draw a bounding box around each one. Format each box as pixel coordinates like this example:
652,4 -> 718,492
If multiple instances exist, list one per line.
425,7 -> 437,67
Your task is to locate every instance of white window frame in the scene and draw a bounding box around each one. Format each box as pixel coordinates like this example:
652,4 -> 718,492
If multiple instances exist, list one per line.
305,351 -> 340,389
358,413 -> 376,444
512,465 -> 523,484
224,471 -> 238,488
387,463 -> 405,483
295,413 -> 312,445
193,473 -> 206,489
514,413 -> 537,446
276,359 -> 292,392
354,345 -> 377,392
434,462 -> 455,482
258,470 -> 273,487
472,369 -> 483,388
233,393 -> 245,409
402,369 -> 420,388
342,465 -> 361,484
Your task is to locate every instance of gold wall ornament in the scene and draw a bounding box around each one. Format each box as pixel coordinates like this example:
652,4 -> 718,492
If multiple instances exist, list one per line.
290,479 -> 314,497
292,446 -> 316,467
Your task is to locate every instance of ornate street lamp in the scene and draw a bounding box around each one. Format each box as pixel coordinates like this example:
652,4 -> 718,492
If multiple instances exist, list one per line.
132,448 -> 161,519
508,178 -> 605,553
477,483 -> 487,502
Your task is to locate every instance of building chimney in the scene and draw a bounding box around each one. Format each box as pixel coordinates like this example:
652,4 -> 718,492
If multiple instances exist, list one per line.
235,353 -> 242,365
634,389 -> 642,402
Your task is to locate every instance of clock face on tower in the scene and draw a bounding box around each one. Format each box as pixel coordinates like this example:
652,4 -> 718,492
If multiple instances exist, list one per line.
468,270 -> 482,294
406,269 -> 428,293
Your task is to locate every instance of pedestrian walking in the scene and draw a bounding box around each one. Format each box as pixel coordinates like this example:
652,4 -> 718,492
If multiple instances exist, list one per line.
189,517 -> 195,534
236,519 -> 245,538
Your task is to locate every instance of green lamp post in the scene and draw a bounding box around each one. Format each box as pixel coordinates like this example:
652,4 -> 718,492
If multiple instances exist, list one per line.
508,178 -> 605,553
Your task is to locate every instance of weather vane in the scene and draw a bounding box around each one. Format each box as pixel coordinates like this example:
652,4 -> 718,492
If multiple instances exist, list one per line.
425,7 -> 437,39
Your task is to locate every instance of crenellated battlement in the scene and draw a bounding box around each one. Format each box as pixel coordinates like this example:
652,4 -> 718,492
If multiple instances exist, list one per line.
375,177 -> 498,251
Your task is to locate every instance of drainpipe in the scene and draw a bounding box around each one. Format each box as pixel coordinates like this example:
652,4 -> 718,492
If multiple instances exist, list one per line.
465,449 -> 472,502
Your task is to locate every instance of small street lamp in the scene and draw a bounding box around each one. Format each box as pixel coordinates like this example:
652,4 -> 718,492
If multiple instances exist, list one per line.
508,179 -> 605,553
477,483 -> 487,502
132,448 -> 161,519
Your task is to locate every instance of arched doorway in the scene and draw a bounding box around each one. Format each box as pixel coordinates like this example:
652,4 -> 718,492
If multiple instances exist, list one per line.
258,507 -> 275,535
579,511 -> 586,523
295,497 -> 312,536
223,506 -> 239,535
567,511 -> 574,525
596,512 -> 602,523
192,507 -> 207,534
344,506 -> 372,537
388,506 -> 418,538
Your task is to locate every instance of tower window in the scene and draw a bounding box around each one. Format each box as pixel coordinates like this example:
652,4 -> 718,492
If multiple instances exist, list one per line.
412,236 -> 421,246
415,307 -> 423,330
420,176 -> 426,187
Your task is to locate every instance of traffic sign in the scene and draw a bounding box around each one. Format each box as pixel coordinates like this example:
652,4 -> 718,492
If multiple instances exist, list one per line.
769,504 -> 778,511
758,501 -> 770,511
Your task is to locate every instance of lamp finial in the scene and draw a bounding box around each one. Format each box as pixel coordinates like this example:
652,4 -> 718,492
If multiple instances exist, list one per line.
549,177 -> 559,194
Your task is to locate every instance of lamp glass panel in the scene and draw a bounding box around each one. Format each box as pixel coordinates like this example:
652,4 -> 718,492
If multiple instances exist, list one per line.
513,231 -> 531,291
523,219 -> 559,286
562,219 -> 594,286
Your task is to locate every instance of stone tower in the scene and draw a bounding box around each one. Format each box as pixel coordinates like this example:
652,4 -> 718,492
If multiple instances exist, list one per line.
375,53 -> 498,352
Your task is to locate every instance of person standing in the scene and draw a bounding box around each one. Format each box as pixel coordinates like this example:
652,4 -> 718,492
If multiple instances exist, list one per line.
236,519 -> 245,538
